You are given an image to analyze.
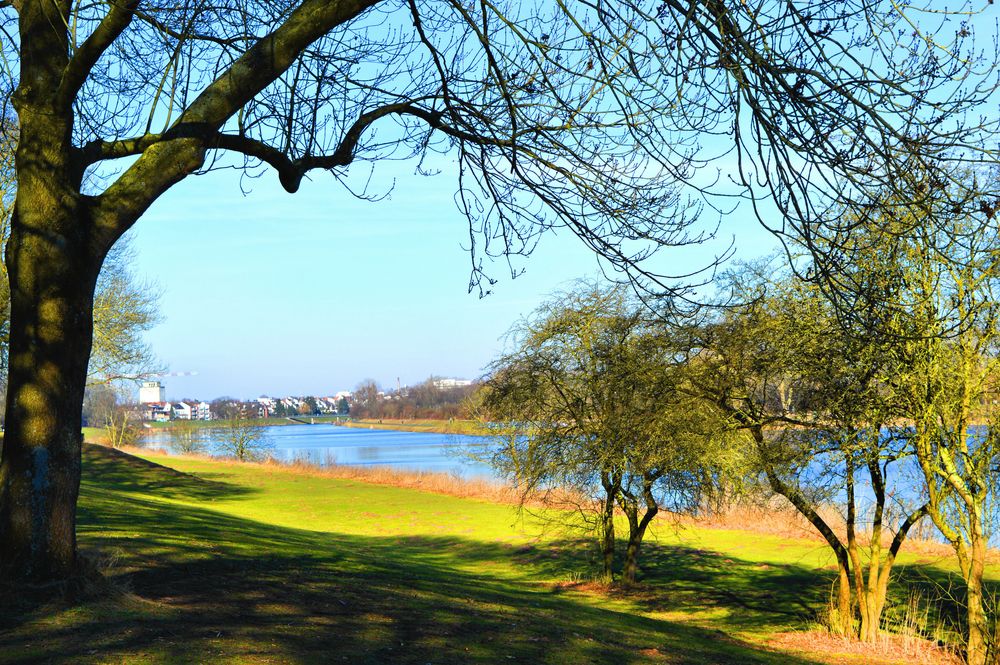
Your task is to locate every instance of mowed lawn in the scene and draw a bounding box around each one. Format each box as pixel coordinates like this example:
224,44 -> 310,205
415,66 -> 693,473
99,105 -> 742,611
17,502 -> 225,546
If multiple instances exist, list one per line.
0,445 -> 975,664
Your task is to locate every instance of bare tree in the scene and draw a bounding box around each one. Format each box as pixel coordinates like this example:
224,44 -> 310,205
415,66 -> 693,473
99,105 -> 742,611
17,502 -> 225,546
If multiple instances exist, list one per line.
87,236 -> 163,385
687,266 -> 930,640
217,415 -> 272,463
855,201 -> 1000,665
0,0 -> 996,584
481,283 -> 735,584
351,379 -> 382,420
82,384 -> 141,448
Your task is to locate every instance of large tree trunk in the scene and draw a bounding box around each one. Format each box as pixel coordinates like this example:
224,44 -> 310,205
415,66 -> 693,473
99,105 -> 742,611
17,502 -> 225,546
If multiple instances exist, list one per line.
0,208 -> 101,582
0,24 -> 104,581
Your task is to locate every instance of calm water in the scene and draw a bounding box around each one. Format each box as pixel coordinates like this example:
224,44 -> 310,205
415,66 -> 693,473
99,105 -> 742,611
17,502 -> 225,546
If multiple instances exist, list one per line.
141,423 -> 498,479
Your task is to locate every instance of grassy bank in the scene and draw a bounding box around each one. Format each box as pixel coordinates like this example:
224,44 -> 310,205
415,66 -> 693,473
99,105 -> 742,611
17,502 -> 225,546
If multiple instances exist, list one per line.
0,445 -> 978,664
343,418 -> 489,435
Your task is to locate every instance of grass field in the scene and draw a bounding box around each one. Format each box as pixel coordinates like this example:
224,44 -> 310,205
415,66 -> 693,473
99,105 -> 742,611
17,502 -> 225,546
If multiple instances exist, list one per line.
0,445 -> 982,664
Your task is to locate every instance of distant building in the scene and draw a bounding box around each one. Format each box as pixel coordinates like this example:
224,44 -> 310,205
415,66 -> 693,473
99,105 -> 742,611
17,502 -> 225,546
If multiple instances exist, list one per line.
170,401 -> 213,421
142,403 -> 171,422
432,378 -> 473,389
139,381 -> 166,404
171,402 -> 193,420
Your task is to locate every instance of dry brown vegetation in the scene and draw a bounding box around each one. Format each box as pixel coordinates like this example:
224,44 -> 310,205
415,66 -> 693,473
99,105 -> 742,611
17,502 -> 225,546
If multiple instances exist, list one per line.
767,629 -> 961,665
123,445 -> 520,504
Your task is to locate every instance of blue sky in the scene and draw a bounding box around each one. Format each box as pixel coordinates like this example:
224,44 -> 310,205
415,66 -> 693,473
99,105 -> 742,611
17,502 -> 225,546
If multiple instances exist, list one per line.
127,155 -> 780,400
111,2 -> 999,402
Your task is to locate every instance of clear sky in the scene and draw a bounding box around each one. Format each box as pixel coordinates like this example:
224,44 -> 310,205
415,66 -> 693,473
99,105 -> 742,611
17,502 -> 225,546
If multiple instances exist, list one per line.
127,154 -> 780,401
102,2 -> 1000,402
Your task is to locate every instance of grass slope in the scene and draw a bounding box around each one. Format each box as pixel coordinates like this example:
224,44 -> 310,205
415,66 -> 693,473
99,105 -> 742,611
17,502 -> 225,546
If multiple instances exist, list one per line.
0,445 -> 973,664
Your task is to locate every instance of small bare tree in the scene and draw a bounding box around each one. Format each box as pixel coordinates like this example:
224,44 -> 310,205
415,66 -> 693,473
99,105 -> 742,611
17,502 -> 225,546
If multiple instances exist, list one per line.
103,402 -> 141,450
218,414 -> 272,463
83,384 -> 141,448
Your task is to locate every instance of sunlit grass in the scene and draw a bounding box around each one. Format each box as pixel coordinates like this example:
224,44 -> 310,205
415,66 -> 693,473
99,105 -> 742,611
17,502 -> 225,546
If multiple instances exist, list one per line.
0,445 -> 978,664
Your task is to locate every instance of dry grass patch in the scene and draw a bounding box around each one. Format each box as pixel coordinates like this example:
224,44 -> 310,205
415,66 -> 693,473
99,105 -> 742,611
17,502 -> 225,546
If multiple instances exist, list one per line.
767,629 -> 961,665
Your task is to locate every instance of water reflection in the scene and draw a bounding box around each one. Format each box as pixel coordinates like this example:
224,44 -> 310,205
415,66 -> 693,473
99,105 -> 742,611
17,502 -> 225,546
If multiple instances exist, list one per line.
141,424 -> 496,479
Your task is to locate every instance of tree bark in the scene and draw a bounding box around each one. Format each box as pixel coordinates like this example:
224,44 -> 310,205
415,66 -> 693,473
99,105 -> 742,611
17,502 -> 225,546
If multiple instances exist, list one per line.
964,535 -> 988,665
599,471 -> 617,581
835,565 -> 853,637
621,476 -> 658,586
0,202 -> 102,582
0,10 -> 104,580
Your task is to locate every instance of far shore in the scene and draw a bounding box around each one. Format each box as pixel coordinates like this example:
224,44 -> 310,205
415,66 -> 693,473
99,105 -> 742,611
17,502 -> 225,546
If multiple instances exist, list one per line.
341,418 -> 488,436
131,416 -> 487,436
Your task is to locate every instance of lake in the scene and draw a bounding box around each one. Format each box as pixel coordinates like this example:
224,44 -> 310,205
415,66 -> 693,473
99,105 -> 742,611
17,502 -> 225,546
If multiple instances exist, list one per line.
141,423 -> 499,479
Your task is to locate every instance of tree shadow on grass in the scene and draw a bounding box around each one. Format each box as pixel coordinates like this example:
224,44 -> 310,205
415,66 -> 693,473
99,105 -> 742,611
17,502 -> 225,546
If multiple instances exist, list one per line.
503,537 -> 830,636
0,465 -> 828,665
79,444 -> 257,503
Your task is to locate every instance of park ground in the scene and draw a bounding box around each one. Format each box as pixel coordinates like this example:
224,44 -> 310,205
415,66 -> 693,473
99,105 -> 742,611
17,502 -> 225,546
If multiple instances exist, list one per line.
0,444 -> 989,664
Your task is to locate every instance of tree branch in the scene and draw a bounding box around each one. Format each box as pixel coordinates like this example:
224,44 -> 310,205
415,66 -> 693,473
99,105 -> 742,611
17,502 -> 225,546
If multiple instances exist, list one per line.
217,102 -> 453,192
59,0 -> 139,106
93,0 -> 382,244
81,101 -> 508,194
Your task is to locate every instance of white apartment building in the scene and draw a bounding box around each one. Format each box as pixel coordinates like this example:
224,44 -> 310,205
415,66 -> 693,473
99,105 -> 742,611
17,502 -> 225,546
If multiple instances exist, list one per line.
139,381 -> 166,404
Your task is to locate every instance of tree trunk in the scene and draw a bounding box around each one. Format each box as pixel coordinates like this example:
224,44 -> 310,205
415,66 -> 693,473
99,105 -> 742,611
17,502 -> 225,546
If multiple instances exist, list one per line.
965,537 -> 988,665
0,211 -> 101,582
599,472 -> 617,581
846,453 -> 866,639
622,513 -> 653,585
621,477 -> 658,586
622,534 -> 641,585
834,564 -> 853,637
0,57 -> 104,580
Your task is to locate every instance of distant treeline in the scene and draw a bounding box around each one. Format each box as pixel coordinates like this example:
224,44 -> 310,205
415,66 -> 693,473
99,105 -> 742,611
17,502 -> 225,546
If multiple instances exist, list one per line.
350,377 -> 477,421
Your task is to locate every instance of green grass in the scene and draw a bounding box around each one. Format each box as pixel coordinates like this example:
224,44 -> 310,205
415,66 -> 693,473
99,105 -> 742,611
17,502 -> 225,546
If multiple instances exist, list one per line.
0,445 -> 978,664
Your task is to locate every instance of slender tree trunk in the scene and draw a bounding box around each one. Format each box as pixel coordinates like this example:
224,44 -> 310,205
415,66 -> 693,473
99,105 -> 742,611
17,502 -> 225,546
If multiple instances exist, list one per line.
622,511 -> 656,585
622,507 -> 640,585
599,472 -> 617,581
965,536 -> 988,665
861,457 -> 887,642
621,477 -> 658,586
835,565 -> 853,637
846,454 -> 867,639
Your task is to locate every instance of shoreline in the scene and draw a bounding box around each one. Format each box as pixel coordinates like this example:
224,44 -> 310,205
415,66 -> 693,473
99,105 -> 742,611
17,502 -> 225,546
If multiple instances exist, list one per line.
130,416 -> 488,436
340,418 -> 488,436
